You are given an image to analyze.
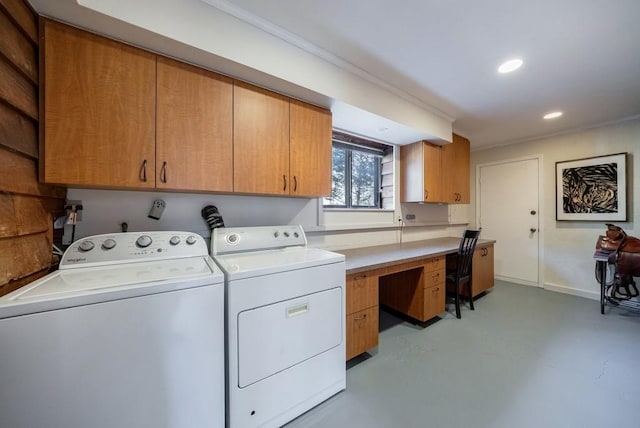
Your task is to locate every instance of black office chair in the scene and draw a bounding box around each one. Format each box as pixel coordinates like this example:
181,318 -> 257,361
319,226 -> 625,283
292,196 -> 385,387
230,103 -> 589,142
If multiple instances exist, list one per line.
446,229 -> 480,319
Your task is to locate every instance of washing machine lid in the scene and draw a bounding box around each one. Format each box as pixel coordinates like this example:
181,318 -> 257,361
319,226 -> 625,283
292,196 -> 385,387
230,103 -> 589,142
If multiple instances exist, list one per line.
213,247 -> 344,280
0,257 -> 223,319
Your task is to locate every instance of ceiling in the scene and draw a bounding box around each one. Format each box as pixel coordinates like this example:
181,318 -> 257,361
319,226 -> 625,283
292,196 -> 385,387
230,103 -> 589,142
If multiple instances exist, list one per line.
213,0 -> 640,149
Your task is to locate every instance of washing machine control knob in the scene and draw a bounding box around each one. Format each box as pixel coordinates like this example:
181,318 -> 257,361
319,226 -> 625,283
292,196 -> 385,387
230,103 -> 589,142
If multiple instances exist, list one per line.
273,231 -> 279,238
102,239 -> 116,250
78,240 -> 95,252
186,235 -> 197,245
169,236 -> 181,246
136,235 -> 153,248
283,231 -> 290,237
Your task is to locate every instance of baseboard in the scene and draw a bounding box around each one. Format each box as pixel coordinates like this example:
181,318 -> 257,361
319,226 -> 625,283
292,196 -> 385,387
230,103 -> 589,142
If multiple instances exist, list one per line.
544,282 -> 600,301
495,275 -> 540,287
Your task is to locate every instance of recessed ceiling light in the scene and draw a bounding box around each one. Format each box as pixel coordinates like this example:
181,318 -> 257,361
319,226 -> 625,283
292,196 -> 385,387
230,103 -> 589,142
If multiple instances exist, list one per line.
498,58 -> 523,73
543,111 -> 563,120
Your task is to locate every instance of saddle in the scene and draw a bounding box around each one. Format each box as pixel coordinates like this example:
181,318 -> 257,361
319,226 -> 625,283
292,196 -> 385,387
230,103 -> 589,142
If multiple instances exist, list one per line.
597,224 -> 640,300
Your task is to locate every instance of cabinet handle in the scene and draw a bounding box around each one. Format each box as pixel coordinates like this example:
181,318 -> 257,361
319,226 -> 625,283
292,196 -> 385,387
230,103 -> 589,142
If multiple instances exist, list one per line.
354,314 -> 368,321
139,160 -> 147,182
424,190 -> 429,200
283,174 -> 287,191
456,193 -> 461,201
160,161 -> 167,183
354,275 -> 367,280
293,175 -> 298,192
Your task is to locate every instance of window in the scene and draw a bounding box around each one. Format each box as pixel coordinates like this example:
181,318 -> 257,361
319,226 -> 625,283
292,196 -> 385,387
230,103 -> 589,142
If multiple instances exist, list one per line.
323,133 -> 393,209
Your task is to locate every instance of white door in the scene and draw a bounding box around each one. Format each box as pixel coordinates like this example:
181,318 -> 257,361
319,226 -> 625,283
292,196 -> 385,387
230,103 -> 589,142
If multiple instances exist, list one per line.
478,158 -> 540,286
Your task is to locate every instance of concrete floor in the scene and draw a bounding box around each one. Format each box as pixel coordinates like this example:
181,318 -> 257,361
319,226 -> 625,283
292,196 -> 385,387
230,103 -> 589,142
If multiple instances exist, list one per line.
286,281 -> 640,428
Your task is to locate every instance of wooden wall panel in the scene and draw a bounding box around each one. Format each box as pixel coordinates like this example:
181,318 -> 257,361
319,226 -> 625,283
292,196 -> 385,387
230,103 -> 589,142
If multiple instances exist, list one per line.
0,147 -> 65,198
0,57 -> 37,119
0,0 -> 37,43
0,8 -> 37,83
0,102 -> 37,157
0,232 -> 52,286
0,0 -> 66,296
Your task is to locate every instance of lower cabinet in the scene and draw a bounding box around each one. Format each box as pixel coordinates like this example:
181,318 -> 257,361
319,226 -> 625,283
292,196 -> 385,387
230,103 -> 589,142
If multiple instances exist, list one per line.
378,256 -> 445,323
346,307 -> 379,360
471,244 -> 495,296
345,273 -> 379,360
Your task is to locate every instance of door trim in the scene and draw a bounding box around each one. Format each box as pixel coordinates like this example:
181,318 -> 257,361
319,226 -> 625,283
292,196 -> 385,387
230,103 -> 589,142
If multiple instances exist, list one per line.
475,154 -> 544,288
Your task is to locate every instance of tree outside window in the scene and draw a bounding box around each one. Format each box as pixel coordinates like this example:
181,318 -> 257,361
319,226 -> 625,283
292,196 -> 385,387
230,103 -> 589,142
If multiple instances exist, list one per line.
323,141 -> 382,208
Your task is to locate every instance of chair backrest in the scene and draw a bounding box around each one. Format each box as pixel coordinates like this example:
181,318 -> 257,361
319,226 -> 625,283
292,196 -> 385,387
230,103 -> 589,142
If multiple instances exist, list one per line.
456,229 -> 481,281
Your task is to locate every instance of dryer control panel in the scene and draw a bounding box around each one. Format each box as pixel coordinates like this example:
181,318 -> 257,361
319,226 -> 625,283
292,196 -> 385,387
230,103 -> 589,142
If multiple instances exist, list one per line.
212,225 -> 307,255
60,231 -> 209,269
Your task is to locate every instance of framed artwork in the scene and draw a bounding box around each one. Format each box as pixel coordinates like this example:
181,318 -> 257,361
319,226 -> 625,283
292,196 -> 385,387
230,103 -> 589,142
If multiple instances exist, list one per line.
556,152 -> 627,221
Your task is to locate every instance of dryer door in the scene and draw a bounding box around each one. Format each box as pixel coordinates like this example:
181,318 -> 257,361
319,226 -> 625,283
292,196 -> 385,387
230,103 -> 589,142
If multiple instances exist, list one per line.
237,287 -> 342,388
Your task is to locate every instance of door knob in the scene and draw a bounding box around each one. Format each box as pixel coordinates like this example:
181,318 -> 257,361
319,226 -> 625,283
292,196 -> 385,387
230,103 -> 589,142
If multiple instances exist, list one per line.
530,210 -> 537,215
530,228 -> 537,233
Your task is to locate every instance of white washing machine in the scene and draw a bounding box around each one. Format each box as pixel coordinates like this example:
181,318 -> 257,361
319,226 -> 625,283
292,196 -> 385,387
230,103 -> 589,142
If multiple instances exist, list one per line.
0,231 -> 225,428
211,225 -> 346,428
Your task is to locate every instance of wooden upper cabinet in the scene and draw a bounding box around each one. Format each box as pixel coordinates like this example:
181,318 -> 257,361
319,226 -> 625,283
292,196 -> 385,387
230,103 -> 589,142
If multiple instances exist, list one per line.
401,141 -> 443,202
233,81 -> 290,195
442,133 -> 470,203
156,57 -> 233,192
41,19 -> 156,188
289,100 -> 332,197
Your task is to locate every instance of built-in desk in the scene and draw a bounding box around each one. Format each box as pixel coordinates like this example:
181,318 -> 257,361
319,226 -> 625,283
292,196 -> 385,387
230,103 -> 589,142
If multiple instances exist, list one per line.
335,237 -> 495,360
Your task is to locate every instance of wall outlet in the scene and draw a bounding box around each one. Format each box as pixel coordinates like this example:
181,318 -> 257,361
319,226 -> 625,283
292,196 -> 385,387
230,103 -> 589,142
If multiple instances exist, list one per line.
405,214 -> 416,220
64,199 -> 83,222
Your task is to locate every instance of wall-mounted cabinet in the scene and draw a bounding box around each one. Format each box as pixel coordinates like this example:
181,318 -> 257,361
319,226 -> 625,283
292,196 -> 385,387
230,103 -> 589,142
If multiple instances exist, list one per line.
41,19 -> 156,188
40,20 -> 331,197
289,99 -> 332,197
156,57 -> 233,192
233,84 -> 332,197
400,141 -> 442,202
442,133 -> 470,203
400,133 -> 470,204
233,81 -> 290,195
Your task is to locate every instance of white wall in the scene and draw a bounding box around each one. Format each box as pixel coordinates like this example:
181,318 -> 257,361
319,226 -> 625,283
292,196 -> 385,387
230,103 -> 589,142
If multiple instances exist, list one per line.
471,118 -> 639,299
68,187 -> 466,251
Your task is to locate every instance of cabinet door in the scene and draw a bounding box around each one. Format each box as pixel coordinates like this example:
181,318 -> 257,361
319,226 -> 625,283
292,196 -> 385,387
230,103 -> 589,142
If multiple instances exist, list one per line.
289,100 -> 332,197
471,244 -> 495,296
233,81 -> 290,195
423,284 -> 445,320
422,142 -> 443,202
346,272 -> 378,315
346,306 -> 379,360
156,57 -> 233,192
442,134 -> 470,203
41,20 -> 156,187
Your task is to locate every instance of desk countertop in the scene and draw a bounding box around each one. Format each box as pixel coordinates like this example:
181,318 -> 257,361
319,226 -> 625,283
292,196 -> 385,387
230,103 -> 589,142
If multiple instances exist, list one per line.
335,237 -> 496,274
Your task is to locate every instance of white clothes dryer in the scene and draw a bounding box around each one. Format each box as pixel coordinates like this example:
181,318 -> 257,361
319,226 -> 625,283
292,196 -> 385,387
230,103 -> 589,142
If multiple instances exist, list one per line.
0,231 -> 225,428
211,225 -> 346,428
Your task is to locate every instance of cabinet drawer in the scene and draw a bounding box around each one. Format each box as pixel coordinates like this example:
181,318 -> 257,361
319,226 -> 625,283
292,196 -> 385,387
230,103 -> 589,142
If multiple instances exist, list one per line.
346,306 -> 379,360
423,268 -> 445,288
346,273 -> 378,314
423,284 -> 445,320
423,256 -> 445,273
